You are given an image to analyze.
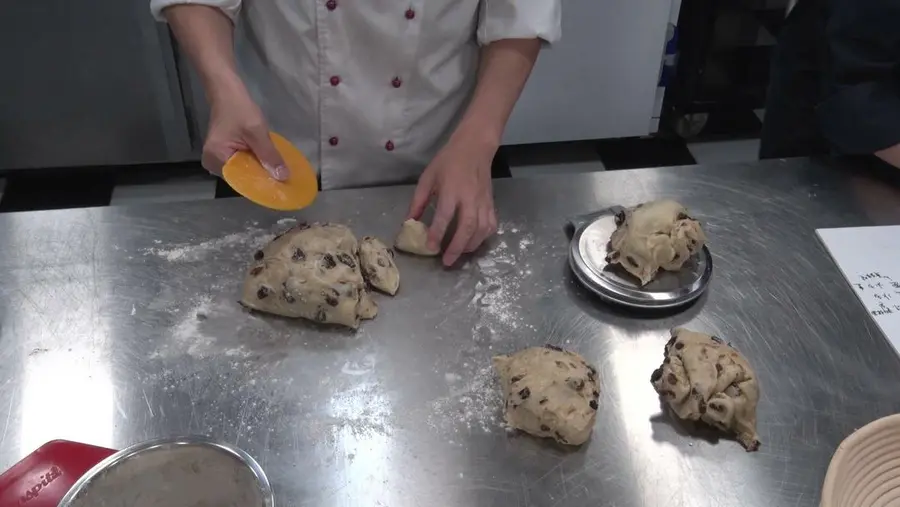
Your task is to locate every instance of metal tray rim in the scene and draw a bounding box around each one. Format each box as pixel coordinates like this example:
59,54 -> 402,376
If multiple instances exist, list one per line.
567,209 -> 713,309
57,436 -> 275,507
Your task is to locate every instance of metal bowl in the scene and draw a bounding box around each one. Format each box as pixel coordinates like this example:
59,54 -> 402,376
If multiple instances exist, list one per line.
58,436 -> 274,507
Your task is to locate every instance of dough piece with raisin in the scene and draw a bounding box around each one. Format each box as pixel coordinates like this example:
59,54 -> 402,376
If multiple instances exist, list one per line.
359,236 -> 400,295
395,219 -> 439,256
650,328 -> 761,451
606,200 -> 706,285
240,223 -> 369,328
492,345 -> 600,446
357,289 -> 378,320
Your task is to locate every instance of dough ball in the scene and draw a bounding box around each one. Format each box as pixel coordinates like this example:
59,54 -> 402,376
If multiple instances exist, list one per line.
493,345 -> 600,446
359,236 -> 400,295
395,219 -> 439,256
357,289 -> 378,320
650,328 -> 761,451
240,223 -> 370,329
605,200 -> 706,285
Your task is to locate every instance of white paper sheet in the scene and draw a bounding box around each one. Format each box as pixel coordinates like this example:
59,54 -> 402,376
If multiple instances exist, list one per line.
817,226 -> 900,354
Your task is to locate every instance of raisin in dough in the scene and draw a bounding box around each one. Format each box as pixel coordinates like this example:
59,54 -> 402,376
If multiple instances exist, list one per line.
240,223 -> 370,329
606,199 -> 706,285
650,328 -> 761,451
359,237 -> 400,295
395,219 -> 439,256
493,345 -> 601,446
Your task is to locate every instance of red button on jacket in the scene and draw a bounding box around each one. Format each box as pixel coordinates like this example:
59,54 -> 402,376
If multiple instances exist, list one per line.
329,137 -> 339,146
385,141 -> 395,151
404,8 -> 415,19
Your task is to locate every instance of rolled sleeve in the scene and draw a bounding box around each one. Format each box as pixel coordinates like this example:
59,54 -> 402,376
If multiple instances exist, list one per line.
816,0 -> 900,154
150,0 -> 241,22
476,0 -> 562,46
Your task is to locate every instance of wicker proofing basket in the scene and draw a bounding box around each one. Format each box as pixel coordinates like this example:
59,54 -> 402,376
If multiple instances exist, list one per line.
821,414 -> 900,507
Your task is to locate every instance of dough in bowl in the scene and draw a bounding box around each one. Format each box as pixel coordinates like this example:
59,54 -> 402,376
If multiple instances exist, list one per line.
493,345 -> 600,446
606,199 -> 706,285
650,328 -> 761,451
240,223 -> 375,328
395,219 -> 439,256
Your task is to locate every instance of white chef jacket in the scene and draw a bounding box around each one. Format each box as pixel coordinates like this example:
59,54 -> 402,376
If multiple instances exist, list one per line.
151,0 -> 561,190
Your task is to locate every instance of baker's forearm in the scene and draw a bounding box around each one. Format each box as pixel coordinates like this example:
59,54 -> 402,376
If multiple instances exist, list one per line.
876,143 -> 900,169
164,5 -> 246,104
455,38 -> 541,146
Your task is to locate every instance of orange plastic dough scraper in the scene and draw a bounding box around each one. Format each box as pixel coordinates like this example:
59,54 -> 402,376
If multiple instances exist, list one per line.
222,132 -> 318,211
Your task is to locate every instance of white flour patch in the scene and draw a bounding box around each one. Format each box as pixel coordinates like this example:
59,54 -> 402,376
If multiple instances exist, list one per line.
496,222 -> 520,236
488,241 -> 515,267
470,240 -> 527,332
301,382 -> 392,440
150,296 -> 252,359
427,365 -> 502,434
519,234 -> 534,250
224,347 -> 250,357
341,354 -> 376,375
175,296 -> 213,344
143,228 -> 272,263
276,217 -> 297,226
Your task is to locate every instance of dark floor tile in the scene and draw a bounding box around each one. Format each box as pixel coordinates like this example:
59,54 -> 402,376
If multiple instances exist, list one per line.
693,108 -> 763,142
114,161 -> 207,186
0,169 -> 115,212
502,140 -> 604,167
595,137 -> 696,170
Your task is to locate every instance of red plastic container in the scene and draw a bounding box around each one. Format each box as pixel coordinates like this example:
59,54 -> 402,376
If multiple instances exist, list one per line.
0,440 -> 116,507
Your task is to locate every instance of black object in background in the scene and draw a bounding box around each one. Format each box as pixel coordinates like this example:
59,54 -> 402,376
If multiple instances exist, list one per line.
663,0 -> 790,140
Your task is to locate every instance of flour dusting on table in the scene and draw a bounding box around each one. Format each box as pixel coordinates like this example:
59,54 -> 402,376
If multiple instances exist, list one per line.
428,365 -> 502,434
143,228 -> 273,263
469,232 -> 535,333
341,354 -> 377,376
150,295 -> 251,359
301,382 -> 393,440
519,233 -> 534,250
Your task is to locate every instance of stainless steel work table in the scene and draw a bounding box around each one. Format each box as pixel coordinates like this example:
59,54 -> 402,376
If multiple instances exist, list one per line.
2,159 -> 900,506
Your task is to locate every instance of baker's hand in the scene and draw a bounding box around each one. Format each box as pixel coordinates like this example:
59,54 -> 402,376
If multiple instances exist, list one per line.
202,88 -> 288,181
408,131 -> 498,267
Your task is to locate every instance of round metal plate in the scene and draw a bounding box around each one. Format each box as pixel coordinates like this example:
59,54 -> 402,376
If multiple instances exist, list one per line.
568,209 -> 712,309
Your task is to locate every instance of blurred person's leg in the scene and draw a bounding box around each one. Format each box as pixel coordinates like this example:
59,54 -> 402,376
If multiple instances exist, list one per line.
760,0 -> 830,159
